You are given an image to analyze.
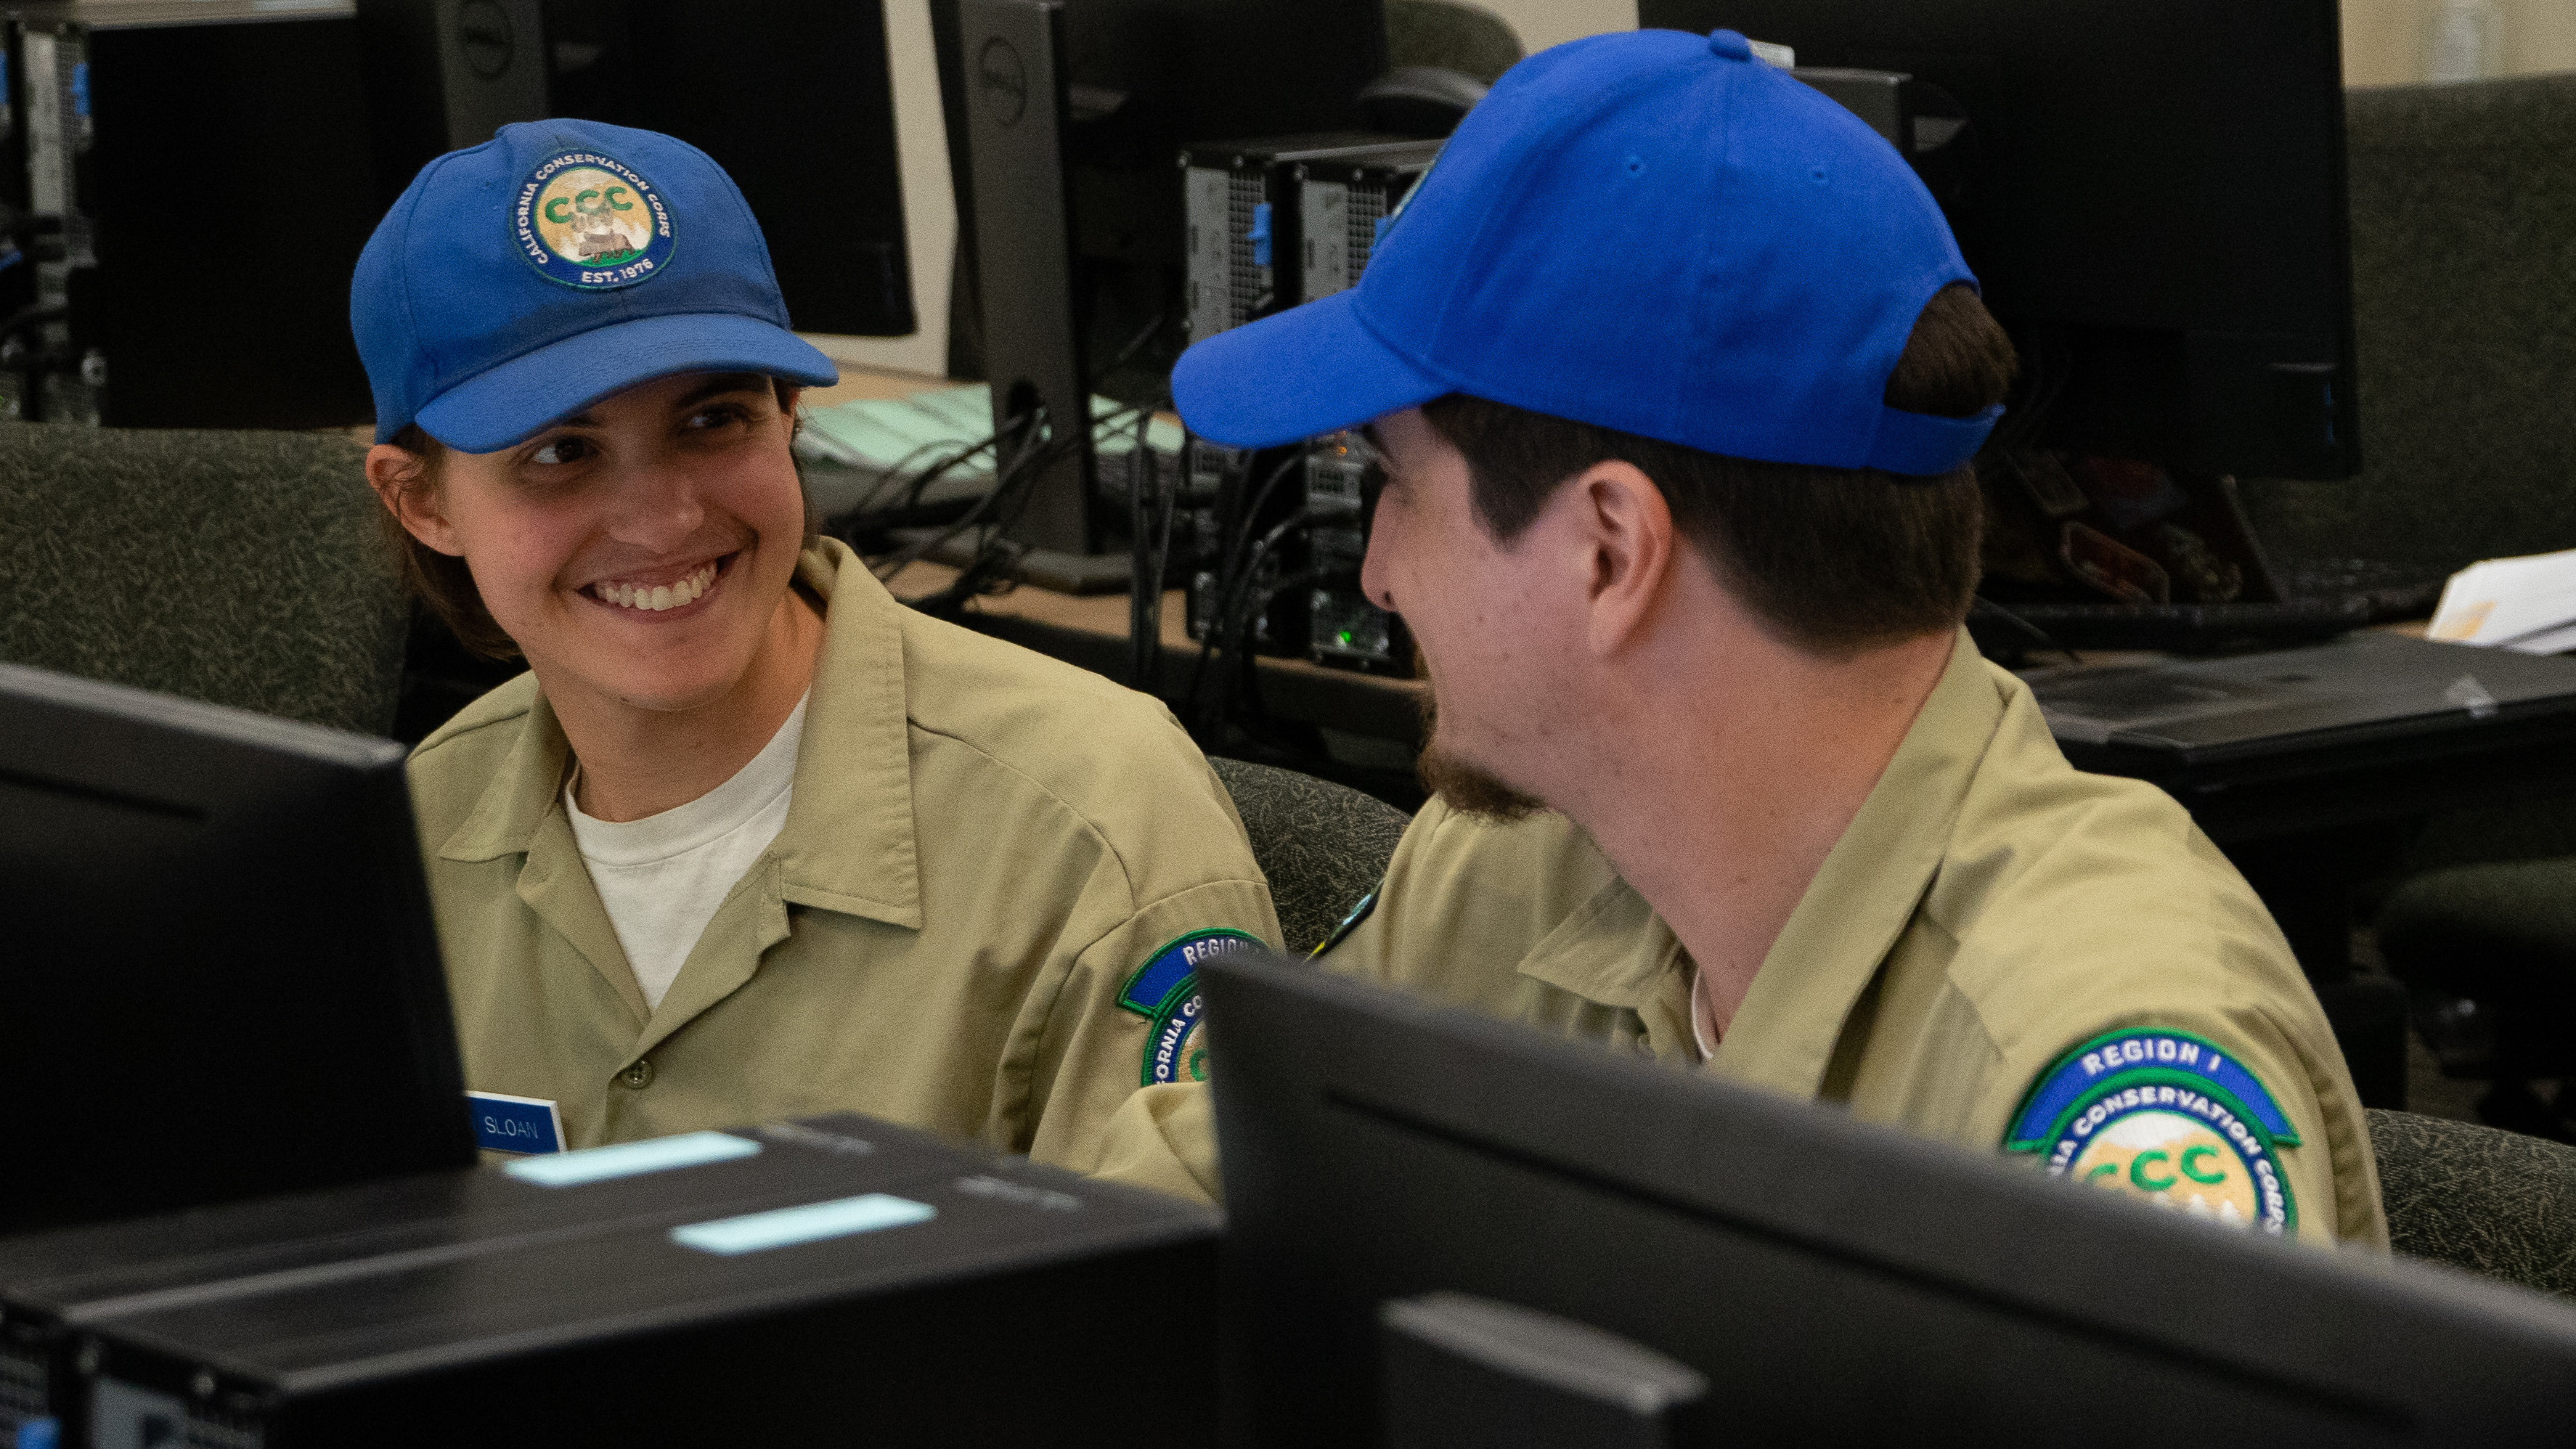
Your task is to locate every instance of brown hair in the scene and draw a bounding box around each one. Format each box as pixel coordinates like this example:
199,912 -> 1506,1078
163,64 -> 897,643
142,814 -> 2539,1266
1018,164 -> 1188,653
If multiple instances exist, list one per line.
374,378 -> 813,661
1419,283 -> 2015,658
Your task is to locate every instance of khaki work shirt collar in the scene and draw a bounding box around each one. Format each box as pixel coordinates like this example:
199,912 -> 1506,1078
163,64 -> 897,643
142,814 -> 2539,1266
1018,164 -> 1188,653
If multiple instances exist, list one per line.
1515,630 -> 2004,1091
433,541 -> 926,1029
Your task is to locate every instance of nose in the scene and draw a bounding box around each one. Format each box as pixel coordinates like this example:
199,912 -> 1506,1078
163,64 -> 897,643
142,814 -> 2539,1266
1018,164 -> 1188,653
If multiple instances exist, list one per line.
606,457 -> 704,553
1360,515 -> 1398,613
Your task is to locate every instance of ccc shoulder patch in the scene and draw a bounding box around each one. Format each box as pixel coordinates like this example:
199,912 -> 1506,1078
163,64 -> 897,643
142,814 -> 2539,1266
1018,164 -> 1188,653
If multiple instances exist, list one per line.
2004,1028 -> 2299,1235
1118,929 -> 1260,1086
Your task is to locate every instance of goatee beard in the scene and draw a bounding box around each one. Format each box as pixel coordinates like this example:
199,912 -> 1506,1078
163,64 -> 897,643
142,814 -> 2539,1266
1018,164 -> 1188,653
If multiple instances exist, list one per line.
1416,687 -> 1545,823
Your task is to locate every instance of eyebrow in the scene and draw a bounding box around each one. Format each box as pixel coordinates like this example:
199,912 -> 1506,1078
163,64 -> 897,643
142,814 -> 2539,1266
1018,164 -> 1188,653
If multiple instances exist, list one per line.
673,372 -> 772,409
542,373 -> 772,432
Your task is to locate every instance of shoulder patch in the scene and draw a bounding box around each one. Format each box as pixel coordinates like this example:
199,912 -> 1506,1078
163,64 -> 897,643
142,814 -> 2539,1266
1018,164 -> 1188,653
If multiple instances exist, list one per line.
2004,1028 -> 2299,1235
1119,929 -> 1260,1086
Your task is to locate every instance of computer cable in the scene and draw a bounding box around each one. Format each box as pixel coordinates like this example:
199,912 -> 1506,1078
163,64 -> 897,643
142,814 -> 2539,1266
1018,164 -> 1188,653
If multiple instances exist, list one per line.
884,399 -> 1157,605
1126,394 -> 1175,690
871,407 -> 1049,584
1191,503 -> 1323,739
1093,310 -> 1173,389
831,427 -> 1014,541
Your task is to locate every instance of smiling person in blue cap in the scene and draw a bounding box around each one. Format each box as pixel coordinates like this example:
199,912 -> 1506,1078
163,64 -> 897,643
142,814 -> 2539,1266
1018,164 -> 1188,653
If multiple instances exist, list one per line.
356,121 -> 1275,1172
1102,30 -> 2385,1245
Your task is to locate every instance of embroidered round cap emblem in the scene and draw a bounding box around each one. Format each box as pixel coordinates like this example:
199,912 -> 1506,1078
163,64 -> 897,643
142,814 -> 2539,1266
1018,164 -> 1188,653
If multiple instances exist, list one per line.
514,149 -> 675,290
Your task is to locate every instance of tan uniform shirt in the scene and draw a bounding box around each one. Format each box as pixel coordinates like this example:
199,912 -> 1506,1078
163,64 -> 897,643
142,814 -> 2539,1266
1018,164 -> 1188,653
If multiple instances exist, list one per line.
1105,631 -> 2387,1248
409,538 -> 1280,1175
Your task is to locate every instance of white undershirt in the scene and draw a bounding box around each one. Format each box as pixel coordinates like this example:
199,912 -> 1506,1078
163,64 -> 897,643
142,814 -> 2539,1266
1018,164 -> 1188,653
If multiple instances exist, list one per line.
565,694 -> 807,1012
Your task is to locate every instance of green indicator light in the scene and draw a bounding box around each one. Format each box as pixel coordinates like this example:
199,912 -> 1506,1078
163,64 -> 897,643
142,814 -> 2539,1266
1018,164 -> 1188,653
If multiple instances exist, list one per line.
1337,631 -> 1356,646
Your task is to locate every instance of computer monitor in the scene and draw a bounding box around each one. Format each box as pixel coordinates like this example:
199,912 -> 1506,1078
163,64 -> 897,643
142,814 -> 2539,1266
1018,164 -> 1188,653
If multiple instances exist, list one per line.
1638,0 -> 2358,483
542,0 -> 915,337
0,664 -> 475,1236
1199,951 -> 2576,1445
929,0 -> 1389,401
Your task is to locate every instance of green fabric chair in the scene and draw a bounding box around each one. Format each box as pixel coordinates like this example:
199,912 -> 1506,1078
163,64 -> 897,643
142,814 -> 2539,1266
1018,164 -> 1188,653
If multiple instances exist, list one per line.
2371,1107 -> 2576,1298
0,424 -> 406,737
1385,0 -> 1523,86
1208,756 -> 1411,956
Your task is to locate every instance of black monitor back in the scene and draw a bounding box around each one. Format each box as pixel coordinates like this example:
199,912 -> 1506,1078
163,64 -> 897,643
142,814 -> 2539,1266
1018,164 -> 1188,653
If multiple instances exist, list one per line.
0,665 -> 473,1236
1641,0 -> 2357,481
929,0 -> 1388,397
542,0 -> 915,337
1201,952 -> 2576,1446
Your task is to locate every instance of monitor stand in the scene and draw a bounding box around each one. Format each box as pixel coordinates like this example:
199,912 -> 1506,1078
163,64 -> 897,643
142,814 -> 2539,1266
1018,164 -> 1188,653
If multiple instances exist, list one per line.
958,0 -> 1125,592
1378,1292 -> 1711,1449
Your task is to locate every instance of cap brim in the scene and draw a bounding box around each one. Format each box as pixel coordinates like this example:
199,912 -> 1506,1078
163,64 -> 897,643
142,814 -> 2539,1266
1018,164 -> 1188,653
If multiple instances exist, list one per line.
1172,290 -> 1451,449
415,312 -> 841,452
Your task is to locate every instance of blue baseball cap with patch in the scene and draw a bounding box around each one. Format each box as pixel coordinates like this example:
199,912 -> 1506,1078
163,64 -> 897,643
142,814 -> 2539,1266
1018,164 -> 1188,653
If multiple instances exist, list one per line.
1172,28 -> 2000,475
351,118 -> 839,452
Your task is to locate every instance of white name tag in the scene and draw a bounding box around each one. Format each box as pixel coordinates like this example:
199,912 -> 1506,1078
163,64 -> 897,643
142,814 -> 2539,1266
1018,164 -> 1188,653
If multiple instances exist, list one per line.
468,1090 -> 565,1155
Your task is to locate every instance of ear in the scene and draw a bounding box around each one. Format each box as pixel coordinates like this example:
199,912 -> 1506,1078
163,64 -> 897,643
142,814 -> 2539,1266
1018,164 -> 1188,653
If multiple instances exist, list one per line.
1570,460 -> 1676,656
365,444 -> 464,557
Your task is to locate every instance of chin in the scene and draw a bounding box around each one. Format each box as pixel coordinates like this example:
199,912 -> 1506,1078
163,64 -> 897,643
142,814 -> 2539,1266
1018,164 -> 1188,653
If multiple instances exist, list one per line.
605,669 -> 749,715
1416,740 -> 1546,823
1414,677 -> 1547,823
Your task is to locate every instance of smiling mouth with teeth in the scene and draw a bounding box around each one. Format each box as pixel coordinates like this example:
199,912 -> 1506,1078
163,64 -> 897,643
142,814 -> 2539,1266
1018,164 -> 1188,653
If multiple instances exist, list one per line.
587,558 -> 722,613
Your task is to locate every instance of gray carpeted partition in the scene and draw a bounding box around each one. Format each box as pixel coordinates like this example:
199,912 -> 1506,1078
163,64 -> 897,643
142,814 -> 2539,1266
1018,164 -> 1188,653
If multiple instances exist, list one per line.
0,423 -> 406,737
2239,73 -> 2576,573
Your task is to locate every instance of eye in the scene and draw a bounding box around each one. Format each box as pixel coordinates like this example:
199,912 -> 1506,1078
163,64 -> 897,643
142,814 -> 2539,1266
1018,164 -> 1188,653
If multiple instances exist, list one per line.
526,434 -> 596,466
685,401 -> 755,432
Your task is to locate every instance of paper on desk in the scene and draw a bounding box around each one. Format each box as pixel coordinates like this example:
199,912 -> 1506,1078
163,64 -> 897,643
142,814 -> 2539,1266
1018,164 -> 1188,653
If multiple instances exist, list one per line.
2425,547 -> 2576,652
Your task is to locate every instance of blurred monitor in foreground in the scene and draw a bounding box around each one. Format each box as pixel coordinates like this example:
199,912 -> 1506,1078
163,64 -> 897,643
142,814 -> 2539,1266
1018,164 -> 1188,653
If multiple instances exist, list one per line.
1202,951 -> 2576,1447
0,664 -> 473,1236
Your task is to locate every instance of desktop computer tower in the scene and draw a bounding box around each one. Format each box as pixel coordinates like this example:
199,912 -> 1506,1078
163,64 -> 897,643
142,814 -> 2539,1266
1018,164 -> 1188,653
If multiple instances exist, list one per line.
3,1 -> 379,430
72,1122 -> 1214,1449
1184,436 -> 1309,659
0,1116 -> 987,1448
1181,136 -> 1434,669
1303,428 -> 1409,673
1181,134 -> 1435,347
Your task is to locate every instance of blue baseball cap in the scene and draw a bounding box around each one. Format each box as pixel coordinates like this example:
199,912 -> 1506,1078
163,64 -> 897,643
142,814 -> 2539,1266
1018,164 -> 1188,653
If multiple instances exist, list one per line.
351,118 -> 839,452
1173,29 -> 1999,475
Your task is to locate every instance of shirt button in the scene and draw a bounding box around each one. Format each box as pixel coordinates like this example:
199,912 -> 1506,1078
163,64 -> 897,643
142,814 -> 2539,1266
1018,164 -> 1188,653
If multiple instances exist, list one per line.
619,1059 -> 656,1090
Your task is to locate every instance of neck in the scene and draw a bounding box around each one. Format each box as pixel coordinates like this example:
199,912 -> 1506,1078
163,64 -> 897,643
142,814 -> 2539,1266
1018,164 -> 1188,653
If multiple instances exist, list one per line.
550,589 -> 824,823
1560,626 -> 1955,1039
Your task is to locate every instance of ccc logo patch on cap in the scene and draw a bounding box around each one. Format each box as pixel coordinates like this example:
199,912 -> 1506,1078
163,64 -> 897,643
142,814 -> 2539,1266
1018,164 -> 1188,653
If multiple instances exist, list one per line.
513,149 -> 675,290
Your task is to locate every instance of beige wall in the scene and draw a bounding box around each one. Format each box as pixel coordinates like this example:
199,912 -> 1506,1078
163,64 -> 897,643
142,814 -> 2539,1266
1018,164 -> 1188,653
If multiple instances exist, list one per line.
2344,0 -> 2576,85
1476,0 -> 1636,53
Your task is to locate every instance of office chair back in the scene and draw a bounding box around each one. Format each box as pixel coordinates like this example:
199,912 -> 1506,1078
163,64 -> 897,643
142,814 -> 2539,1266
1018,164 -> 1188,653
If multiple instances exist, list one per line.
2370,1106 -> 2576,1299
1385,0 -> 1522,86
0,424 -> 406,736
1207,756 -> 1411,955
